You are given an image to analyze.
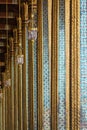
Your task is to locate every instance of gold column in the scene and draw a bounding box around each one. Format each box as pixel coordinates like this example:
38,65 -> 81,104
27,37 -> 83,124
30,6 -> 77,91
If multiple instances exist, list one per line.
28,1 -> 37,129
7,50 -> 11,130
22,3 -> 28,130
17,17 -> 23,130
51,0 -> 58,129
2,73 -> 5,130
7,81 -> 10,130
76,0 -> 80,128
28,2 -> 34,130
28,39 -> 34,130
13,29 -> 18,130
65,0 -> 70,130
37,0 -> 43,129
4,54 -> 8,130
9,37 -> 14,130
71,0 -> 80,129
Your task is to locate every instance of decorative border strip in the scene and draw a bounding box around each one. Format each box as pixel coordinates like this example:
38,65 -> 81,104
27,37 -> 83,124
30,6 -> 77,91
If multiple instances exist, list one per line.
65,0 -> 70,130
37,0 -> 43,129
76,0 -> 80,129
71,0 -> 80,129
28,40 -> 34,130
13,29 -> 18,130
22,3 -> 28,130
51,0 -> 58,129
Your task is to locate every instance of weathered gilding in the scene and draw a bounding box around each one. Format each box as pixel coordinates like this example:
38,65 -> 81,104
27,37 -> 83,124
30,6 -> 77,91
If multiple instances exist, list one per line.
22,3 -> 28,130
71,0 -> 80,129
9,37 -> 14,130
51,0 -> 58,129
65,0 -> 70,129
37,0 -> 43,129
13,29 -> 18,130
17,17 -> 23,130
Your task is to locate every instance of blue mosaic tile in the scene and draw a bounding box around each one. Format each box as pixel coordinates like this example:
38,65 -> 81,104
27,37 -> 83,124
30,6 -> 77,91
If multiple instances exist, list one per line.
58,0 -> 66,130
80,0 -> 87,129
43,0 -> 51,129
26,28 -> 29,127
34,40 -> 38,130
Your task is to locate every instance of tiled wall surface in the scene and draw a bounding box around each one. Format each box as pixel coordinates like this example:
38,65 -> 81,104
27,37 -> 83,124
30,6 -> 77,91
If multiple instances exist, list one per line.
33,0 -> 66,129
80,0 -> 87,129
43,0 -> 51,129
58,0 -> 66,129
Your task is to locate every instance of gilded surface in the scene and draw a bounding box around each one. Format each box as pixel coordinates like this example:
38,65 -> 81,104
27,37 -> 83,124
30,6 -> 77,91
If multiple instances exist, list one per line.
65,0 -> 70,129
71,0 -> 80,129
22,3 -> 28,130
37,0 -> 43,129
13,29 -> 18,130
51,0 -> 58,129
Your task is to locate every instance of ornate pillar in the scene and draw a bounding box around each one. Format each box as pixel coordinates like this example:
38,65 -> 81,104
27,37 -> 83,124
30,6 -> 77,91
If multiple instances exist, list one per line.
22,3 -> 28,130
51,0 -> 58,129
4,53 -> 8,130
71,0 -> 80,129
17,17 -> 23,130
13,29 -> 18,130
37,0 -> 43,129
65,0 -> 70,129
7,49 -> 11,130
9,37 -> 14,130
28,0 -> 37,129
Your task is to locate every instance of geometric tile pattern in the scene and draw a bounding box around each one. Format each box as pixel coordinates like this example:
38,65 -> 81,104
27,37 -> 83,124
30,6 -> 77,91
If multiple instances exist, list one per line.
58,0 -> 66,129
43,0 -> 51,129
34,41 -> 38,130
80,0 -> 87,129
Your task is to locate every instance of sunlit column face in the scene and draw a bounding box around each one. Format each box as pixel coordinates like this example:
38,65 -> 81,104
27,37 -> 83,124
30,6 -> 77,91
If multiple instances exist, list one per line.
34,0 -> 66,129
58,0 -> 66,129
80,0 -> 87,129
33,0 -> 51,129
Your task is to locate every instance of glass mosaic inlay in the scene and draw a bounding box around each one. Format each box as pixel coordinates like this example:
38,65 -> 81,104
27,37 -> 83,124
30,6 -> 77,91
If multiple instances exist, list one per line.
43,0 -> 51,129
58,0 -> 66,129
80,0 -> 87,129
26,28 -> 29,127
34,41 -> 37,130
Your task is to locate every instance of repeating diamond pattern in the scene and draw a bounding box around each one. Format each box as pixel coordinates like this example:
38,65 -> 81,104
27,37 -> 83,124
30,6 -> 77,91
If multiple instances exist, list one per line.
43,0 -> 51,129
58,0 -> 66,129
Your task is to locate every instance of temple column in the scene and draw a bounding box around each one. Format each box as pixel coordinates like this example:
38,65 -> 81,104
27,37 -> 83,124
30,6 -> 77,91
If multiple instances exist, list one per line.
17,17 -> 23,130
22,3 -> 28,130
13,29 -> 18,130
9,37 -> 14,130
37,0 -> 43,129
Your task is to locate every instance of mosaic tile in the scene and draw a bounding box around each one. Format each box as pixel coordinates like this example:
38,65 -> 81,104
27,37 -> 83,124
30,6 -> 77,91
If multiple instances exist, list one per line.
58,0 -> 66,129
43,0 -> 51,129
80,0 -> 87,129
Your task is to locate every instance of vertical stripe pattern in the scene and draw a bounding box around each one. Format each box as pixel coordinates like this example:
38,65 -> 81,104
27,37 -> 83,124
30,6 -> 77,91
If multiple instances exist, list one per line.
43,0 -> 51,129
80,0 -> 87,129
58,0 -> 66,129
